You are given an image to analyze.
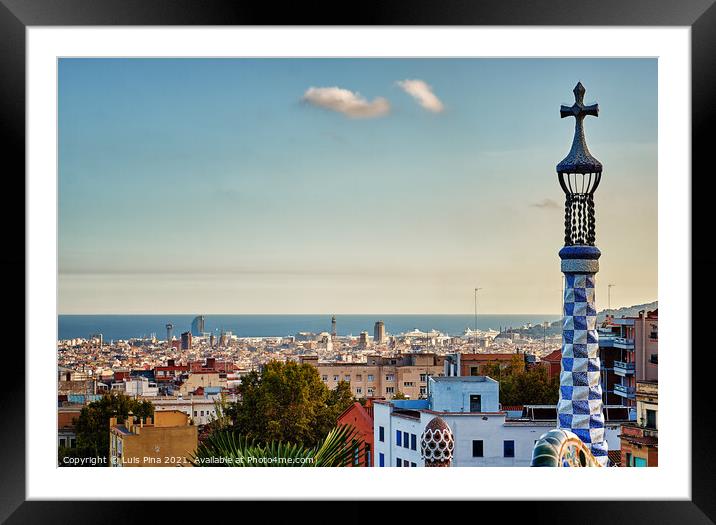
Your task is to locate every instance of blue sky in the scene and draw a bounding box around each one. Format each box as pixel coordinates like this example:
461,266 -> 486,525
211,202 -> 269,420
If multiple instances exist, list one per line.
58,58 -> 657,314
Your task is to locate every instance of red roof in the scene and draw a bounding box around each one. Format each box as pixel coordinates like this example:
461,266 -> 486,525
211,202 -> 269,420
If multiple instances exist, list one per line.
542,350 -> 562,362
501,405 -> 524,412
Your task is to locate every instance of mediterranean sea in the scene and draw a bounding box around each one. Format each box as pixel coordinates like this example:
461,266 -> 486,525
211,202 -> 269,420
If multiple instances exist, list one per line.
58,314 -> 561,341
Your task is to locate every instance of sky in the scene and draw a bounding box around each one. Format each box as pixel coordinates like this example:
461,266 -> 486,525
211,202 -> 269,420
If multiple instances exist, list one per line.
58,58 -> 657,315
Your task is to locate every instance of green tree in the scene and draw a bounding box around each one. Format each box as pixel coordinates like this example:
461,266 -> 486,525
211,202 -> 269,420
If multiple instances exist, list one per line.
230,361 -> 354,447
391,391 -> 408,400
61,392 -> 154,467
482,356 -> 559,406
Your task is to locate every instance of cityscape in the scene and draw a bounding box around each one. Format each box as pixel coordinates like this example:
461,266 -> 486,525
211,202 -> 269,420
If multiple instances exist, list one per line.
57,58 -> 657,468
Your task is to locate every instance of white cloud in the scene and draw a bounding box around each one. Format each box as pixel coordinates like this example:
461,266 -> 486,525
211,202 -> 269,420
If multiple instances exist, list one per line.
396,79 -> 444,113
302,86 -> 390,118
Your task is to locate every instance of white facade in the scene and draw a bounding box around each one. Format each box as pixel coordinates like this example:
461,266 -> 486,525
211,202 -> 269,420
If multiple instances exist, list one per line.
125,377 -> 158,397
149,394 -> 236,426
373,376 -> 625,467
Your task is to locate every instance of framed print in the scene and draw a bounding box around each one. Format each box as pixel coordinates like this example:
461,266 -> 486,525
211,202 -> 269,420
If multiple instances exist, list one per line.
3,0 -> 712,522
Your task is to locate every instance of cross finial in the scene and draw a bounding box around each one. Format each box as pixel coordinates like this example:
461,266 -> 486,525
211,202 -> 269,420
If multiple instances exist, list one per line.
556,82 -> 602,175
561,82 -> 599,121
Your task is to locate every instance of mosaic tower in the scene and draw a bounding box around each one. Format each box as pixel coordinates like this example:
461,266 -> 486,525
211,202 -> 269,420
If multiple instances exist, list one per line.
555,82 -> 608,466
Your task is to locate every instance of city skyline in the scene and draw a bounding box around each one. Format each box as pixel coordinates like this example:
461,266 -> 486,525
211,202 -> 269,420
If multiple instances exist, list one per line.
59,58 -> 657,314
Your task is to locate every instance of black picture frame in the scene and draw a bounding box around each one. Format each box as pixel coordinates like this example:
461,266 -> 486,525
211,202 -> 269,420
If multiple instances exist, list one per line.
2,0 -> 710,522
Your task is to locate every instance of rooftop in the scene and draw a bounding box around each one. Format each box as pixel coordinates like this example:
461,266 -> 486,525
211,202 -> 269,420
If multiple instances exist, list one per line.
430,375 -> 496,383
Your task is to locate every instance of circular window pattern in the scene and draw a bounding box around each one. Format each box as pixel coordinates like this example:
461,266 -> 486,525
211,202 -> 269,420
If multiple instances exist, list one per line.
420,417 -> 455,467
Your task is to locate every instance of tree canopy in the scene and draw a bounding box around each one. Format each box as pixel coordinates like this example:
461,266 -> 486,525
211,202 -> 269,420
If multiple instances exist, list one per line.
60,392 -> 154,466
228,360 -> 354,447
482,355 -> 559,406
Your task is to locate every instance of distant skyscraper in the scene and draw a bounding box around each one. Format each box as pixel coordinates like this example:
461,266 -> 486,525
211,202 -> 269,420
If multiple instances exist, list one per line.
165,323 -> 173,344
180,331 -> 192,350
359,331 -> 370,349
374,321 -> 386,345
210,334 -> 216,348
331,315 -> 337,339
191,315 -> 205,337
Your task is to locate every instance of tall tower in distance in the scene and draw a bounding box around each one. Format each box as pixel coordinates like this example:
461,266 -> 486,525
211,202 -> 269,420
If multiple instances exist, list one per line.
331,315 -> 337,340
374,320 -> 386,345
165,323 -> 173,346
191,315 -> 205,337
181,331 -> 192,350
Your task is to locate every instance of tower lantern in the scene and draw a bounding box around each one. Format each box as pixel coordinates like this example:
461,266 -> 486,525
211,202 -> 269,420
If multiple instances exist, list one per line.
555,82 -> 608,466
557,82 -> 602,247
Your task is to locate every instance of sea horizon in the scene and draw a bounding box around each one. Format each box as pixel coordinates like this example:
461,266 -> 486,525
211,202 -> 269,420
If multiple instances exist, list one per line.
58,313 -> 562,341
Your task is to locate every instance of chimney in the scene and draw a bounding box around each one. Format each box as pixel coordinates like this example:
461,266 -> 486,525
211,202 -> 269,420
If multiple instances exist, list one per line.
167,358 -> 175,367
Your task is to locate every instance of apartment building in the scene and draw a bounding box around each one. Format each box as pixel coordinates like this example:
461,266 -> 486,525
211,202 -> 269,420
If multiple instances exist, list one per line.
598,309 -> 658,409
109,410 -> 198,467
300,353 -> 447,399
619,380 -> 658,467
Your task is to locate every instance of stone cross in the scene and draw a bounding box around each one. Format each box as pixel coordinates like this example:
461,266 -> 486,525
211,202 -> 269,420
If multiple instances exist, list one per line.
560,81 -> 599,122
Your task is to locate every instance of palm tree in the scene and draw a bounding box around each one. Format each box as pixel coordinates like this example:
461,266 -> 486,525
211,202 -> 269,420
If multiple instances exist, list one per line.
189,424 -> 366,467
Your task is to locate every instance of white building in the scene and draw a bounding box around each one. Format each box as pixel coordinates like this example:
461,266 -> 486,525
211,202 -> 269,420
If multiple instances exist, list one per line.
373,376 -> 625,467
125,376 -> 158,397
149,394 -> 237,426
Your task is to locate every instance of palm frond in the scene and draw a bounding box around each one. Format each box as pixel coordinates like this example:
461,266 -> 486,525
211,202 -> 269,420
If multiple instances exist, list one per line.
189,424 -> 365,467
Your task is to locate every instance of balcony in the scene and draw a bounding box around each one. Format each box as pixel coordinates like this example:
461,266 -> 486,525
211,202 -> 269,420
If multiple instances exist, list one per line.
613,361 -> 636,376
614,384 -> 636,399
598,334 -> 615,348
614,337 -> 635,350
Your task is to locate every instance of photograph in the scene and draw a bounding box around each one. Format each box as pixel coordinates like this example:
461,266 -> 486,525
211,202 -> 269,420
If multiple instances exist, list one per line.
56,57 -> 658,469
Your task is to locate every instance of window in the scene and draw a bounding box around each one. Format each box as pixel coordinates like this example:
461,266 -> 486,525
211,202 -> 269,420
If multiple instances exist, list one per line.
365,444 -> 371,466
344,375 -> 351,382
368,387 -> 375,396
646,409 -> 657,429
403,460 -> 410,467
403,432 -> 409,448
193,411 -> 197,416
379,426 -> 385,442
504,440 -> 515,458
403,381 -> 414,387
419,386 -> 427,396
419,373 -> 427,382
379,453 -> 385,467
470,394 -> 482,412
411,462 -> 417,467
322,375 -> 328,381
634,457 -> 647,467
356,374 -> 362,381
396,430 -> 402,445
200,410 -> 204,416
396,457 -> 402,467
386,387 -> 395,394
368,374 -> 374,382
386,374 -> 395,381
333,375 -> 339,381
356,387 -> 362,395
411,434 -> 417,450
472,440 -> 484,457
626,452 -> 633,467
